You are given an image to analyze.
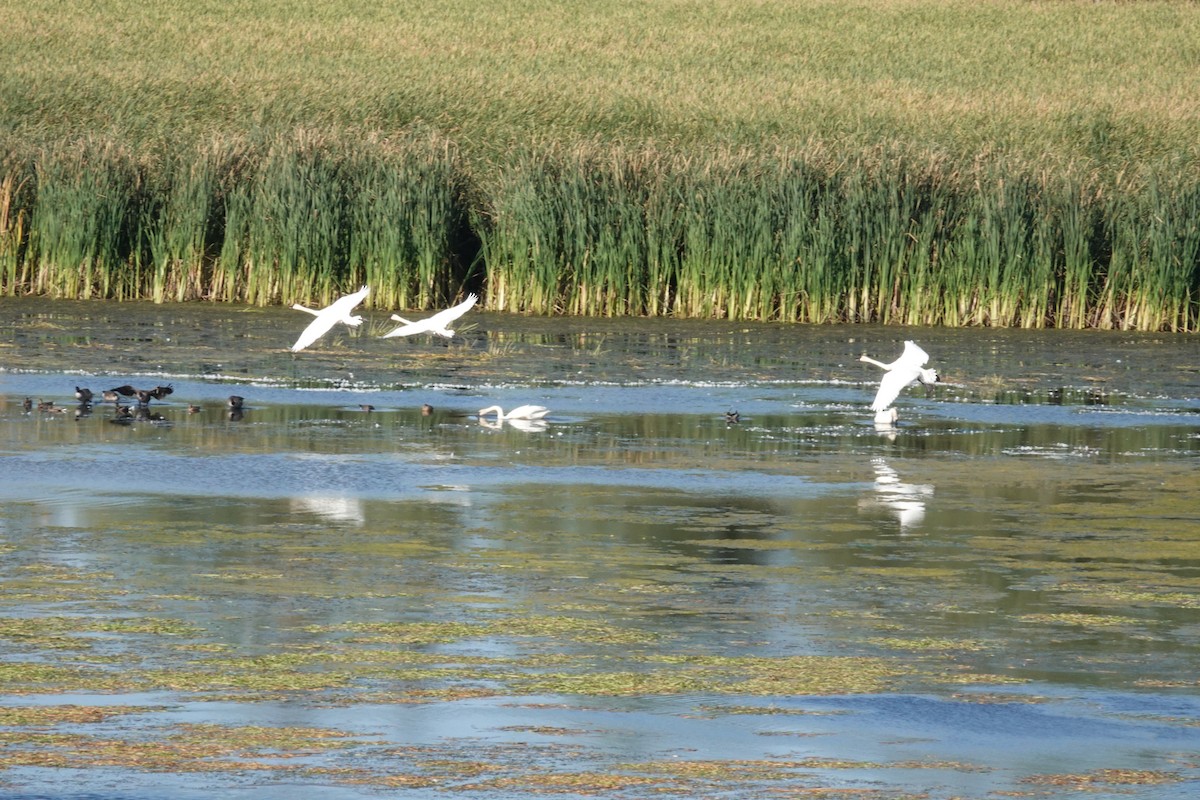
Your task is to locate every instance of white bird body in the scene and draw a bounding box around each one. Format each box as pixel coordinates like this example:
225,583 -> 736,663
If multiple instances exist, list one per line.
478,404 -> 550,420
290,286 -> 371,352
874,406 -> 899,426
381,294 -> 478,339
860,340 -> 939,413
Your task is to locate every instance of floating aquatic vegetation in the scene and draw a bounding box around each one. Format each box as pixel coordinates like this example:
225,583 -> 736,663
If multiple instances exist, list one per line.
1022,768 -> 1185,788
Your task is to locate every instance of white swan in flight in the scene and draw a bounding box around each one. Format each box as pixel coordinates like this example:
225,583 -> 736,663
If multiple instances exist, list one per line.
290,285 -> 371,352
381,294 -> 478,339
478,404 -> 550,420
860,340 -> 939,421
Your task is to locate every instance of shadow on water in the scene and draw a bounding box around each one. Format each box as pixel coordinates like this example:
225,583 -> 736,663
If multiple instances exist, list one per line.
0,297 -> 1198,798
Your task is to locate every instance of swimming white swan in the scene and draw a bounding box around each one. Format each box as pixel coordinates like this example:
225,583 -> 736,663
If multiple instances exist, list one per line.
860,340 -> 939,421
290,285 -> 371,352
381,294 -> 478,339
478,404 -> 550,420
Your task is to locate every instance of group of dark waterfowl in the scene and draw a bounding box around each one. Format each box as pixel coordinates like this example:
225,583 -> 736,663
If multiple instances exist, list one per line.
24,384 -> 247,424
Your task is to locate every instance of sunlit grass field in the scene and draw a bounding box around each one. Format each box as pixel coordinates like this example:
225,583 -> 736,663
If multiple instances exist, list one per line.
2,0 -> 1198,328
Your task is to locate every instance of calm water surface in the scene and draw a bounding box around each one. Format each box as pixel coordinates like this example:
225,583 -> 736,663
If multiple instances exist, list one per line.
1,298 -> 1198,799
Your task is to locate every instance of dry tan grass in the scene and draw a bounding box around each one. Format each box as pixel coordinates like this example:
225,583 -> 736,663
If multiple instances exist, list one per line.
2,0 -> 1198,165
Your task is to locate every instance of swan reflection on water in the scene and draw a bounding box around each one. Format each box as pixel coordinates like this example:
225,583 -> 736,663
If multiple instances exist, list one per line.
290,494 -> 366,526
477,404 -> 551,432
478,416 -> 549,433
860,457 -> 934,533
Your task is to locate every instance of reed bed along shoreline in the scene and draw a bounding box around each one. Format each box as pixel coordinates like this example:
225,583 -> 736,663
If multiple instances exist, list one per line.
2,132 -> 1197,331
2,0 -> 1199,330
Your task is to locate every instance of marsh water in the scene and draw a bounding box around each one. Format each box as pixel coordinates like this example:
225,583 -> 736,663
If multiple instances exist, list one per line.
1,297 -> 1199,799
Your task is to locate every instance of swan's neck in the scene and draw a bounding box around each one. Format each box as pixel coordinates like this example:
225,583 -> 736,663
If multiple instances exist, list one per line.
860,354 -> 890,370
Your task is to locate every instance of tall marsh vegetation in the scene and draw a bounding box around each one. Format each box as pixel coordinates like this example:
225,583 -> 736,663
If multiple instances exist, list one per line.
1,0 -> 1198,329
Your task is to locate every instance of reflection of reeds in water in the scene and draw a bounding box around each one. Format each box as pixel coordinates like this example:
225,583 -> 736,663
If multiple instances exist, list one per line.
1,135 -> 1197,331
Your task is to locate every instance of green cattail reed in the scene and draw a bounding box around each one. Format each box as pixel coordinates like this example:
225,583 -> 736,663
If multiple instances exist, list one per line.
1019,186 -> 1058,329
144,143 -> 234,303
594,153 -> 652,317
1,127 -> 1197,330
1053,177 -> 1100,330
479,145 -> 655,317
846,158 -> 936,325
980,177 -> 1028,327
642,156 -> 685,317
213,175 -> 254,303
346,131 -> 462,310
671,152 -> 779,320
240,132 -> 349,307
895,208 -> 942,327
27,139 -> 142,300
677,165 -> 733,319
776,163 -> 844,324
0,165 -> 33,295
1141,176 -> 1200,332
476,150 -> 567,314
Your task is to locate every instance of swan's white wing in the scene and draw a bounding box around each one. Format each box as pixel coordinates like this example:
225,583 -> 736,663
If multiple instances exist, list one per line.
897,341 -> 930,369
506,404 -> 550,419
439,293 -> 479,323
326,285 -> 370,318
380,319 -> 433,339
419,293 -> 479,328
870,369 -> 917,412
291,315 -> 339,352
